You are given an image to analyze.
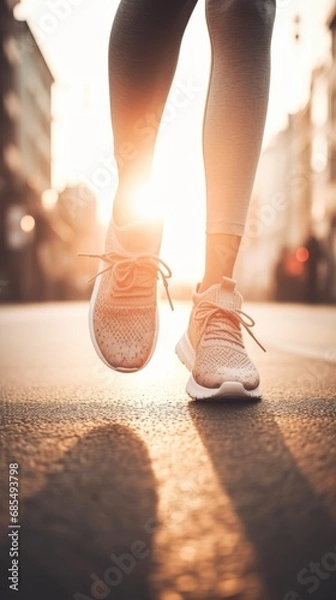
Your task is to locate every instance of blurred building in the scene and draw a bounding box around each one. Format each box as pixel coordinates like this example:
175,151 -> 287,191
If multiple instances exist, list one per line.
309,4 -> 336,302
37,185 -> 103,301
236,106 -> 312,301
237,7 -> 336,304
0,13 -> 53,191
0,0 -> 55,301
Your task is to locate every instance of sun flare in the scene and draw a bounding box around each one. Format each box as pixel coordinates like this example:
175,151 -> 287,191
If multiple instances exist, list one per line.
132,185 -> 164,222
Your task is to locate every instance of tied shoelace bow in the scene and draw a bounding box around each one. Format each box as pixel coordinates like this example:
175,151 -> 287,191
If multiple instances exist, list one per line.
194,301 -> 266,352
78,251 -> 174,310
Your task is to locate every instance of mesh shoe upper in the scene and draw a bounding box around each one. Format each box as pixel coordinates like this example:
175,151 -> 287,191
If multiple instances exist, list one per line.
187,277 -> 263,390
81,218 -> 171,371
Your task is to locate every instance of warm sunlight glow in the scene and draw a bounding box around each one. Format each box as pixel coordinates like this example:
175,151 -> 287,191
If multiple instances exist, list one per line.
133,185 -> 164,221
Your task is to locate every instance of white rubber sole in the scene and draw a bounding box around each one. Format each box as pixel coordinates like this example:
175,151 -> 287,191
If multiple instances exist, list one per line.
88,263 -> 159,373
175,332 -> 262,400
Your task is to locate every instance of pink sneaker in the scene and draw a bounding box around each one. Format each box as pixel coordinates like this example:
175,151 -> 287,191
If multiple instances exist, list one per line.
175,276 -> 265,399
80,219 -> 173,372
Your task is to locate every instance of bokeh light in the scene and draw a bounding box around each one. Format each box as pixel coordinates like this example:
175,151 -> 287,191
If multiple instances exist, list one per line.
20,215 -> 36,233
41,188 -> 58,210
296,246 -> 310,263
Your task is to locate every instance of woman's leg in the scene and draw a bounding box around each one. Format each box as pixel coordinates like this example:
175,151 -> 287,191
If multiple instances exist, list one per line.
87,0 -> 198,373
176,0 -> 276,399
108,0 -> 198,225
200,0 -> 276,291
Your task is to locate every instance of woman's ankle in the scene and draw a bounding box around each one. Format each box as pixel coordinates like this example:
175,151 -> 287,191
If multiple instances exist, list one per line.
199,233 -> 241,293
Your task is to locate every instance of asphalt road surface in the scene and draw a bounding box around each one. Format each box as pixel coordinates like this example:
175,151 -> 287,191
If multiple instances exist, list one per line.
0,301 -> 336,600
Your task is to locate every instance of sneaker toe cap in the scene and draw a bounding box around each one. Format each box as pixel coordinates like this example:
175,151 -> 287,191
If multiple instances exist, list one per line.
192,348 -> 260,391
93,305 -> 157,370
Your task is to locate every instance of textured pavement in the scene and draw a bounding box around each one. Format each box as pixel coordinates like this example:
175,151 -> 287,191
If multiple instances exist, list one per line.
0,301 -> 336,600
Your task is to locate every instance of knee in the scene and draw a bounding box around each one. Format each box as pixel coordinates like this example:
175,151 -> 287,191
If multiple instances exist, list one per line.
206,0 -> 276,36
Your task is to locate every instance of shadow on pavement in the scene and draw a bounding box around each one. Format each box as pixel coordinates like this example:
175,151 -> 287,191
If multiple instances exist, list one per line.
189,400 -> 336,600
5,424 -> 158,600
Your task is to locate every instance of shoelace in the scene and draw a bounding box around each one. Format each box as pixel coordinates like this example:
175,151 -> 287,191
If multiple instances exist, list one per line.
78,251 -> 174,310
194,301 -> 266,352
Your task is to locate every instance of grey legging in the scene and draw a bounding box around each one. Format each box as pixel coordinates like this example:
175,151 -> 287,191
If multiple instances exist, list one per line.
109,0 -> 276,235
